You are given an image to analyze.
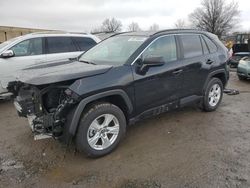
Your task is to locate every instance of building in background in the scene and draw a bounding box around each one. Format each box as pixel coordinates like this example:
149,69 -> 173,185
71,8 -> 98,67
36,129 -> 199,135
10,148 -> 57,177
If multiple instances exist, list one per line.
0,26 -> 51,43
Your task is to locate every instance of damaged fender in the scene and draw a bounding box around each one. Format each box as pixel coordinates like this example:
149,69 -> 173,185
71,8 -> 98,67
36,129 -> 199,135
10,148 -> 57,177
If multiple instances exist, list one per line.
68,89 -> 133,136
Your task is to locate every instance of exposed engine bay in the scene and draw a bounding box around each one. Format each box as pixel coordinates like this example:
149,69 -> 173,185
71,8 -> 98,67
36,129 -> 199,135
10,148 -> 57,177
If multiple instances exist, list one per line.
6,61 -> 112,141
9,82 -> 77,140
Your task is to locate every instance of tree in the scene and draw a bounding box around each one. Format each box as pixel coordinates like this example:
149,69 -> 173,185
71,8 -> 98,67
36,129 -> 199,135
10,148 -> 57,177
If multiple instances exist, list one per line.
127,22 -> 141,32
189,0 -> 240,38
149,24 -> 160,31
174,19 -> 187,29
101,18 -> 122,32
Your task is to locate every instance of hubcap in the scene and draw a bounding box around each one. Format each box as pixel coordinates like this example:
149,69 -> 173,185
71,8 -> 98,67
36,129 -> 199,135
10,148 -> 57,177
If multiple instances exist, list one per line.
87,114 -> 119,150
208,84 -> 221,107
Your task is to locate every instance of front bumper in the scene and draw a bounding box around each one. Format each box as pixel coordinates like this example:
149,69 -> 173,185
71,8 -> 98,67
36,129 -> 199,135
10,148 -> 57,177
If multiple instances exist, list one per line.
13,99 -> 53,140
13,92 -> 74,140
0,82 -> 12,99
0,81 -> 7,93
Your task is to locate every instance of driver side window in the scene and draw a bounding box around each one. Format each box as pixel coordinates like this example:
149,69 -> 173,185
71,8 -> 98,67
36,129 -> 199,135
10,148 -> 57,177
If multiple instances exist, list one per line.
142,35 -> 177,62
10,38 -> 43,57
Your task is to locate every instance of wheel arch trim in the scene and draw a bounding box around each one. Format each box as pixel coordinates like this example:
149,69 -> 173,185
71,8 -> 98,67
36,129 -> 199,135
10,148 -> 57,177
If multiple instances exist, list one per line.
68,89 -> 133,136
203,69 -> 228,94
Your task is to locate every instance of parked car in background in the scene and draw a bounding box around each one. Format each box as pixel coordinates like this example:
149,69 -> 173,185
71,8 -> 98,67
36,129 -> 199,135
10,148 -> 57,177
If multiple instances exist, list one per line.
228,52 -> 250,68
0,32 -> 100,99
237,56 -> 250,80
228,43 -> 250,68
9,29 -> 229,157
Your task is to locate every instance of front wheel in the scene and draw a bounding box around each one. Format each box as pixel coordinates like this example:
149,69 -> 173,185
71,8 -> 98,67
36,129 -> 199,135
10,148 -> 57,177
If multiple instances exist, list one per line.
76,102 -> 126,157
200,78 -> 223,112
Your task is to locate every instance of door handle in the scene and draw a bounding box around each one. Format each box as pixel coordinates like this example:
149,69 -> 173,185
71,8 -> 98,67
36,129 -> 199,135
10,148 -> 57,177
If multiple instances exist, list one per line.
172,69 -> 183,75
206,59 -> 214,65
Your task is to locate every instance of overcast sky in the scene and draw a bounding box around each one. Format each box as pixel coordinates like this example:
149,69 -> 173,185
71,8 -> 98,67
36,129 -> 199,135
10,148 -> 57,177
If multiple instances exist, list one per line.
0,0 -> 250,32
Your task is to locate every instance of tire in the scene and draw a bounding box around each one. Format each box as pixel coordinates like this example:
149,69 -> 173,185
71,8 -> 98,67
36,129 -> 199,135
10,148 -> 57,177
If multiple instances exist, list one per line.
238,75 -> 245,80
75,102 -> 126,157
200,78 -> 223,112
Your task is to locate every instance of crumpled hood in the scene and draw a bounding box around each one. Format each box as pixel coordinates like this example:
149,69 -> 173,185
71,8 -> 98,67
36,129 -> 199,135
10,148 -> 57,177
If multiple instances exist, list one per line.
15,60 -> 112,85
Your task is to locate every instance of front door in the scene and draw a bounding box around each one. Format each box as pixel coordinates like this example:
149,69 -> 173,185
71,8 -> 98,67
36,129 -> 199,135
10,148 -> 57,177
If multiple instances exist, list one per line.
132,35 -> 184,115
0,37 -> 46,88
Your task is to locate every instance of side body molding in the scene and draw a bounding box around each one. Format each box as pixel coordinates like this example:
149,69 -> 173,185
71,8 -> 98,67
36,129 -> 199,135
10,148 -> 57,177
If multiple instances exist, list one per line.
69,89 -> 133,135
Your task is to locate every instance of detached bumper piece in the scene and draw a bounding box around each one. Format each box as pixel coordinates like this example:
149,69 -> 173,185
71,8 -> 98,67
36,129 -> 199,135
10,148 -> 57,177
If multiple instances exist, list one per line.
237,71 -> 250,78
224,89 -> 240,95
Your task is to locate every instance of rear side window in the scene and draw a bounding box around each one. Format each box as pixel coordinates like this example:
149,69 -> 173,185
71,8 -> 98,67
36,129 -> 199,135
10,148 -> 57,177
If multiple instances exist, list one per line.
46,37 -> 77,54
72,37 -> 97,51
201,37 -> 209,55
180,35 -> 203,58
10,38 -> 43,57
203,36 -> 217,53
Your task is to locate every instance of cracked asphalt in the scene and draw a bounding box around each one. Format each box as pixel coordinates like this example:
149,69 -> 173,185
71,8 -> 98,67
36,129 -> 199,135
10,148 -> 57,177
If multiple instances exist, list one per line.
0,72 -> 250,188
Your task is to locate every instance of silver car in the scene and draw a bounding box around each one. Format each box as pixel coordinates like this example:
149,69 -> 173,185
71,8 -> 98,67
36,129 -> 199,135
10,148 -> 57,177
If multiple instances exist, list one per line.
0,32 -> 100,99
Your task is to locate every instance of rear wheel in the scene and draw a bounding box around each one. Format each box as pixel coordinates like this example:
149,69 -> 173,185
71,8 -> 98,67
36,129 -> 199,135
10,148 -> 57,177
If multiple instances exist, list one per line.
76,102 -> 126,157
200,78 -> 223,112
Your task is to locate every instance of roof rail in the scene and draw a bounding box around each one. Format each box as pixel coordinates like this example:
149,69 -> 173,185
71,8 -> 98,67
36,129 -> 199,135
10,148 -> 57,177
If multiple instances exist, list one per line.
153,28 -> 203,35
29,31 -> 87,35
101,31 -> 133,39
91,31 -> 115,35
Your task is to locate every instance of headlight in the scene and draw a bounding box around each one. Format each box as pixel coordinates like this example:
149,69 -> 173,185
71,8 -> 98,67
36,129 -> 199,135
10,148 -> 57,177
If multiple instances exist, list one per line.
65,89 -> 80,101
239,60 -> 247,65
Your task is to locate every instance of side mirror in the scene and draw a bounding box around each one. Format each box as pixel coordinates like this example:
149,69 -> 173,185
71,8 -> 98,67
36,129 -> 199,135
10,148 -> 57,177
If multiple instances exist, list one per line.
136,56 -> 165,75
0,50 -> 15,58
69,57 -> 78,61
143,56 -> 165,67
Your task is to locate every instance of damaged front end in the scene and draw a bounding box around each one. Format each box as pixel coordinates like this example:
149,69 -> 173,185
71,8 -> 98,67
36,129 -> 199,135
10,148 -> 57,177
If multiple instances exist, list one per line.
9,82 -> 79,140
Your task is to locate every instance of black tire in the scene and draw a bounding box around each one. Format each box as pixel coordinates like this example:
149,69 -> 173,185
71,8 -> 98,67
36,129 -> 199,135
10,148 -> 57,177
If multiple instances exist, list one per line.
238,75 -> 245,80
75,102 -> 126,157
200,78 -> 223,112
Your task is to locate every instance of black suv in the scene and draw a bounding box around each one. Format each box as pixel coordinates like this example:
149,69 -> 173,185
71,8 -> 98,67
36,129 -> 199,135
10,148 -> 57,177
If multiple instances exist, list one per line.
9,29 -> 229,157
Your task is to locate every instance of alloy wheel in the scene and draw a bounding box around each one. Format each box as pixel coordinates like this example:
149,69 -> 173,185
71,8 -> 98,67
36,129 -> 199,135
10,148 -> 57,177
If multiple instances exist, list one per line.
87,114 -> 120,150
208,83 -> 221,107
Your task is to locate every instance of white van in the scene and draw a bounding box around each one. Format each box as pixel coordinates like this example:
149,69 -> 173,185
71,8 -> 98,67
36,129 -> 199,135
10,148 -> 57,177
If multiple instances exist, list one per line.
0,32 -> 100,99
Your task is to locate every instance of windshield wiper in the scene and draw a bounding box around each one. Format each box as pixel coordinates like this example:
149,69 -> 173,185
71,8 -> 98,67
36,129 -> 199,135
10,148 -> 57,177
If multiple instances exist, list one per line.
79,60 -> 96,65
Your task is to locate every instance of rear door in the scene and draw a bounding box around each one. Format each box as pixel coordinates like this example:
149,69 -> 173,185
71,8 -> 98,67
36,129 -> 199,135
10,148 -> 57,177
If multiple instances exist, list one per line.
45,36 -> 81,62
177,34 -> 209,97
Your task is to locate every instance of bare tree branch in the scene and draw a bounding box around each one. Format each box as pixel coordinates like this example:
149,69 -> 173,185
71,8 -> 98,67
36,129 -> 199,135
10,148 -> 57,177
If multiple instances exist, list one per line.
174,19 -> 187,29
149,24 -> 160,31
127,22 -> 141,32
189,0 -> 240,38
101,18 -> 122,32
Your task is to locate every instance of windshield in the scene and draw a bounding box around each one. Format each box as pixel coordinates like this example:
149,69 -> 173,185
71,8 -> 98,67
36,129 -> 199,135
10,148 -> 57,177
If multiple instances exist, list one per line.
0,36 -> 23,50
79,35 -> 147,65
0,40 -> 12,49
